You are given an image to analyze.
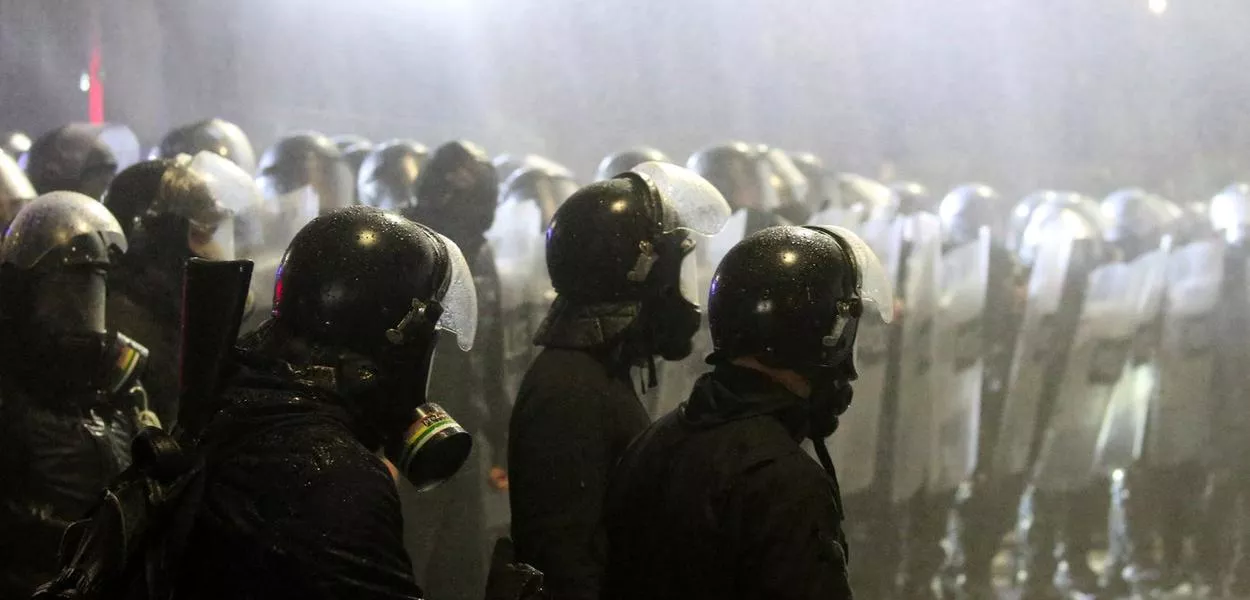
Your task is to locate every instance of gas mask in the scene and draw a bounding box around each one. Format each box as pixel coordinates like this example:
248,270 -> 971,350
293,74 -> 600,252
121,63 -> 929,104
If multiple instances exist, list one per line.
805,298 -> 863,439
634,233 -> 702,362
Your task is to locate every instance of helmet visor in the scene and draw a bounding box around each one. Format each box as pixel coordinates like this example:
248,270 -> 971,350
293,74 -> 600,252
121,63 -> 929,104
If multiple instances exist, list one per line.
434,232 -> 479,351
629,161 -> 732,236
809,225 -> 895,324
2,192 -> 127,269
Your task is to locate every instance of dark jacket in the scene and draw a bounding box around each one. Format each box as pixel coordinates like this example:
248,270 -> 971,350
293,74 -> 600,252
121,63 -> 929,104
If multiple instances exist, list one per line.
107,275 -> 180,426
508,347 -> 651,600
0,388 -> 133,598
172,373 -> 422,600
603,365 -> 852,600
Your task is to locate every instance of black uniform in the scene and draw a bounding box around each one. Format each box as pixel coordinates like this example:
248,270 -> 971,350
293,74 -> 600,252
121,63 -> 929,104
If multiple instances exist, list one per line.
509,347 -> 650,600
170,368 -> 422,600
508,164 -> 729,600
604,365 -> 851,600
0,191 -> 146,598
0,391 -> 135,597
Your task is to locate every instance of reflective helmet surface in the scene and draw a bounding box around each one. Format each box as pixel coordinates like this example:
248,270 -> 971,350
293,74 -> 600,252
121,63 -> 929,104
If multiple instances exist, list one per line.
154,118 -> 257,175
357,140 -> 428,213
939,183 -> 1007,246
595,147 -> 670,181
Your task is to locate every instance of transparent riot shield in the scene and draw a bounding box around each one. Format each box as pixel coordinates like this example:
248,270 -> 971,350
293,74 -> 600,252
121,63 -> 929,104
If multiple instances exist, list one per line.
1031,261 -> 1140,492
819,215 -> 904,495
889,213 -> 943,503
485,196 -> 550,403
990,233 -> 1076,479
1093,247 -> 1169,473
928,228 -> 991,494
1149,239 -> 1226,467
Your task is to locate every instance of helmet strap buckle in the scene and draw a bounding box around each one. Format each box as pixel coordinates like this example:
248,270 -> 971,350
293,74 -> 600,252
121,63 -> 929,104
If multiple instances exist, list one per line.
386,299 -> 429,345
626,240 -> 657,283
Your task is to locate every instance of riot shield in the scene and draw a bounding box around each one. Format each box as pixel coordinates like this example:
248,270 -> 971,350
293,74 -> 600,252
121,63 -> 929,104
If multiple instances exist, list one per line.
928,228 -> 991,494
1031,261 -> 1140,492
648,209 -> 749,417
990,233 -> 1076,479
889,213 -> 943,503
485,195 -> 550,403
1093,247 -> 1169,473
821,215 -> 904,495
1149,239 -> 1226,467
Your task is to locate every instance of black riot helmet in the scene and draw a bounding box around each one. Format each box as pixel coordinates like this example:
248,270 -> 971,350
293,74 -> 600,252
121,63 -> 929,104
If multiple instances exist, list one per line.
687,142 -> 773,213
256,131 -> 355,216
1210,183 -> 1250,245
939,183 -> 1009,247
707,225 -> 894,437
25,123 -> 140,200
841,173 -> 898,223
541,162 -> 731,362
332,135 -> 378,202
104,152 -> 260,264
789,151 -> 837,213
410,140 -> 498,245
595,147 -> 670,181
357,139 -> 428,213
0,191 -> 127,337
0,149 -> 36,231
2,131 -> 32,164
759,147 -> 812,224
501,160 -> 579,229
153,118 -> 257,175
890,181 -> 935,216
254,206 -> 478,490
708,225 -> 894,374
1100,188 -> 1184,258
1016,191 -> 1108,270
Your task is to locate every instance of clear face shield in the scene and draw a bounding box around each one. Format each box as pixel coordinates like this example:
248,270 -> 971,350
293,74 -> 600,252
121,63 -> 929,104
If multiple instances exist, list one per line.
173,152 -> 265,261
807,225 -> 895,375
432,232 -> 479,351
627,162 -> 733,305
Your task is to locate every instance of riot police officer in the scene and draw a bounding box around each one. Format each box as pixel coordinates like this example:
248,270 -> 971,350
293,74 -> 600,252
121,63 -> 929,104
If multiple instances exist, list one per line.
603,224 -> 893,600
401,140 -> 507,600
892,181 -> 936,216
1008,193 -> 1113,600
1096,188 -> 1188,596
935,184 -> 1029,599
788,151 -> 838,216
759,147 -> 813,224
509,162 -> 730,600
0,192 -> 149,597
333,134 -> 378,203
102,152 -> 260,425
151,118 -> 257,175
244,131 -> 356,334
688,142 -> 791,236
1203,184 -> 1250,596
24,123 -> 140,200
356,139 -> 428,214
594,147 -> 669,181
